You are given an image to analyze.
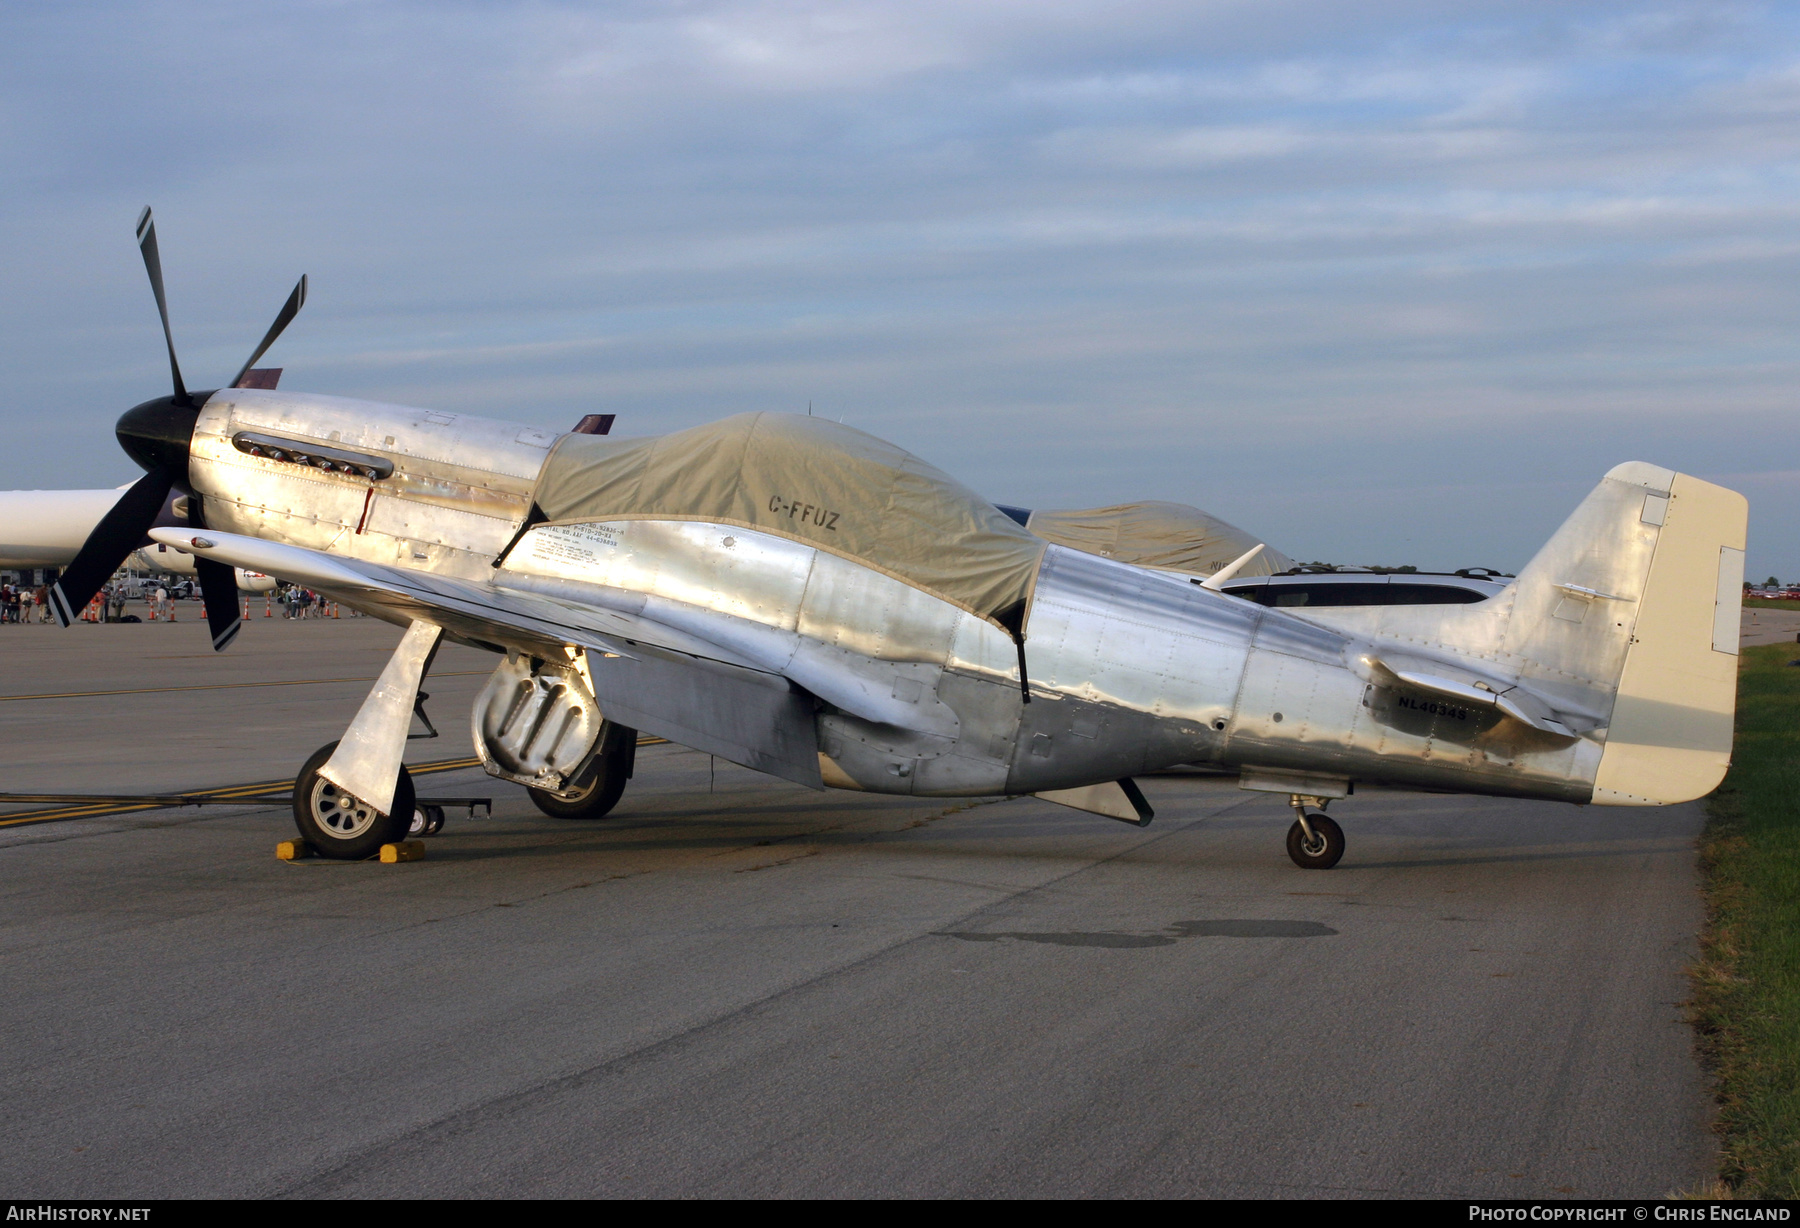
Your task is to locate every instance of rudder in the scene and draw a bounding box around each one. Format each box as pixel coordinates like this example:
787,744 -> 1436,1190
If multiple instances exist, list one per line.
1591,467 -> 1746,805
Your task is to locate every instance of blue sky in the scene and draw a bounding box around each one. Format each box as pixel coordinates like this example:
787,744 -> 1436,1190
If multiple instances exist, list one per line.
2,1 -> 1797,575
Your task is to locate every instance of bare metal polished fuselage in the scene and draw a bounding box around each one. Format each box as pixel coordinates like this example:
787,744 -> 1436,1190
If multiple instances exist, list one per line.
186,388 -> 1598,804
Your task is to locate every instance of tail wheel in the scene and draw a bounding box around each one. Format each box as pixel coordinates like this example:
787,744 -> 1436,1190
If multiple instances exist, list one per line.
407,805 -> 446,838
1286,813 -> 1344,870
292,740 -> 415,860
529,721 -> 636,820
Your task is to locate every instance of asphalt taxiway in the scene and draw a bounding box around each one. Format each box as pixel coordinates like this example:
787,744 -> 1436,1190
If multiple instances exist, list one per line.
1740,606 -> 1800,647
0,616 -> 1715,1198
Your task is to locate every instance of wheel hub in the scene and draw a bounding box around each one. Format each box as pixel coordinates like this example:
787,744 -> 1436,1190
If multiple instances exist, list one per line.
310,777 -> 377,839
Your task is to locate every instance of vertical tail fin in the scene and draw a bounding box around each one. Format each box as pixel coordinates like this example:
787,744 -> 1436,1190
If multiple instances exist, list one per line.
1338,462 -> 1746,805
1493,462 -> 1745,804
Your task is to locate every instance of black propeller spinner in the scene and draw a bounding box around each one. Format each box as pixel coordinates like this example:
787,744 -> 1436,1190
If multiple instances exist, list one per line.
49,208 -> 306,653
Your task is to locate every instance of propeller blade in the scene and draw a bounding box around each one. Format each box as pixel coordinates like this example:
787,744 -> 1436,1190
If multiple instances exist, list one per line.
135,207 -> 190,406
49,468 -> 175,626
229,275 -> 307,390
185,497 -> 243,652
192,556 -> 243,651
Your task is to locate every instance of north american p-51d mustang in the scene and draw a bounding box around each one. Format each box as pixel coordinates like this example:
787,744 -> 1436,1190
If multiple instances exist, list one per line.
52,212 -> 1748,867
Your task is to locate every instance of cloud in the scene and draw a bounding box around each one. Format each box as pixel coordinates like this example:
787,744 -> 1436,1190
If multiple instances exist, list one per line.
0,0 -> 1797,574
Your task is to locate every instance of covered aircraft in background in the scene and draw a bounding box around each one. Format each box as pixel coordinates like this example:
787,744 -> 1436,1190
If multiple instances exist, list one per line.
47,209 -> 1749,872
1007,501 -> 1513,609
1004,500 -> 1294,579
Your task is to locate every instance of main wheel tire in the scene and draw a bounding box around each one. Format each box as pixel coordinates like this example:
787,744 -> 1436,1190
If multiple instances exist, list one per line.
1285,813 -> 1345,870
528,722 -> 636,820
292,740 -> 416,860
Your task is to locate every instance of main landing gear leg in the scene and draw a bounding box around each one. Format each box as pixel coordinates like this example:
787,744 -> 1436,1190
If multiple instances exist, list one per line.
292,619 -> 442,860
1285,794 -> 1344,870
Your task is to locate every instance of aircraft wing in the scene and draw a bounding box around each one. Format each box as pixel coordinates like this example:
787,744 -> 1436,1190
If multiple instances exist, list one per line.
147,527 -> 825,788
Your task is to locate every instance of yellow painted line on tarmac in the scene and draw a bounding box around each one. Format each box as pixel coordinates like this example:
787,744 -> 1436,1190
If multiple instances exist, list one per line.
0,756 -> 483,829
0,671 -> 492,703
1,800 -> 164,827
1,739 -> 668,829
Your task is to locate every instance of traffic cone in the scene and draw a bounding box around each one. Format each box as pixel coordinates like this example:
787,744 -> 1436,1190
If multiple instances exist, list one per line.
265,593 -> 272,618
332,602 -> 339,618
242,597 -> 250,620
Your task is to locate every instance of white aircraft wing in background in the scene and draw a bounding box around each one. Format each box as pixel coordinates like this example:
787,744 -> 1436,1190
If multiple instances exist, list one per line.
0,488 -> 126,569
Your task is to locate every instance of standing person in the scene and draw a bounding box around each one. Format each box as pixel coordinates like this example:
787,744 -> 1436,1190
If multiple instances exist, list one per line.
32,584 -> 48,623
153,584 -> 167,622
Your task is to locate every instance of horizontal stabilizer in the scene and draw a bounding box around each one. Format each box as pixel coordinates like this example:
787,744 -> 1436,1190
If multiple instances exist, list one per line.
1364,654 -> 1578,739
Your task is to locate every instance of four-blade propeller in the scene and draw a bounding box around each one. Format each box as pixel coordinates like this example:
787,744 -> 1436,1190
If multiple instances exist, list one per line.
49,209 -> 305,648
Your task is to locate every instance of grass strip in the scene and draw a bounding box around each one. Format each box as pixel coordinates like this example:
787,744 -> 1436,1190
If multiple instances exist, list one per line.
1694,643 -> 1800,1195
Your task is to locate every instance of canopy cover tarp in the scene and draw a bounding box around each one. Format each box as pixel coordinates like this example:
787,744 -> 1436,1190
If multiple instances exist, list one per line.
532,412 -> 1046,629
1025,502 -> 1293,578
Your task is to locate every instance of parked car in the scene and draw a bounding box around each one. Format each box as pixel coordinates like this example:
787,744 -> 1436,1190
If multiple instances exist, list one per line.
1218,569 -> 1511,608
